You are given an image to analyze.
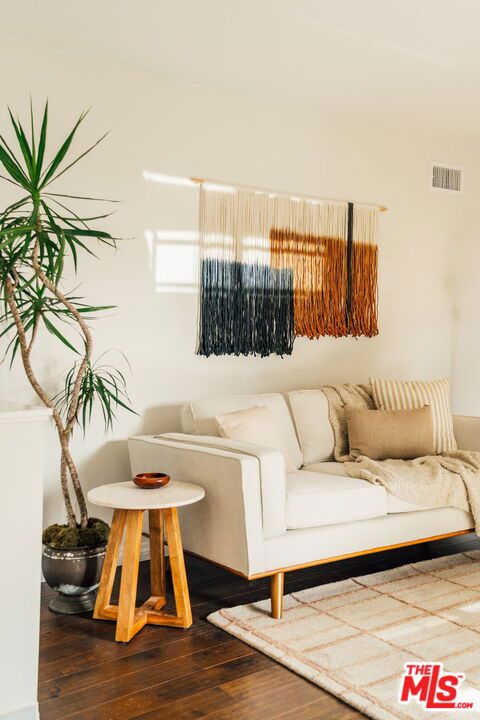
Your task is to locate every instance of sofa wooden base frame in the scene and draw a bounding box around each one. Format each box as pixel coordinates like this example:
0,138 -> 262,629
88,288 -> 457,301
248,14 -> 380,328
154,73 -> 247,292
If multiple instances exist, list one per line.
128,404 -> 480,626
188,528 -> 473,619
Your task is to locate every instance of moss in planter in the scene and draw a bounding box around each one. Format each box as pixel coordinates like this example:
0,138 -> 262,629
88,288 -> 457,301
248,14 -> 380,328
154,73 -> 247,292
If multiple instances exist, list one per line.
43,517 -> 110,549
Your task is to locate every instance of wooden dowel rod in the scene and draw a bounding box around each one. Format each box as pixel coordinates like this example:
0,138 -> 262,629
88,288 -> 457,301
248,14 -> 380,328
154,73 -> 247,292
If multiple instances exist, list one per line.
189,176 -> 387,212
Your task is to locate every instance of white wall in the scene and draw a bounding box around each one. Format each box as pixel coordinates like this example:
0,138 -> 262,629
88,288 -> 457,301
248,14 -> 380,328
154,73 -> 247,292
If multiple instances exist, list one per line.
0,405 -> 51,720
0,34 -> 475,526
450,187 -> 480,415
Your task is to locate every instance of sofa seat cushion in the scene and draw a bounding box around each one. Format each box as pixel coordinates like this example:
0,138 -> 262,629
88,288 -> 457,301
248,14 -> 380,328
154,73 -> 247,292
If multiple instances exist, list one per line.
304,461 -> 437,514
286,470 -> 388,530
303,460 -> 346,476
385,494 -> 435,513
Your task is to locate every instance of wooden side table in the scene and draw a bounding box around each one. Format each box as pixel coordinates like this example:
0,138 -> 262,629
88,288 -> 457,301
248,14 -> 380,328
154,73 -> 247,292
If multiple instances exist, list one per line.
87,480 -> 204,642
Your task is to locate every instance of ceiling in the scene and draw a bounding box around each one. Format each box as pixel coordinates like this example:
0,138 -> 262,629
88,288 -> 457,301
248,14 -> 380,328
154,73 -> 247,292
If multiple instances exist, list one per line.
2,0 -> 480,138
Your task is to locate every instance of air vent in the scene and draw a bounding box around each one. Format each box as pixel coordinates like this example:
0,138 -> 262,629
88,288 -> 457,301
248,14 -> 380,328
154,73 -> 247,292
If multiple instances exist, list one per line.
431,163 -> 463,194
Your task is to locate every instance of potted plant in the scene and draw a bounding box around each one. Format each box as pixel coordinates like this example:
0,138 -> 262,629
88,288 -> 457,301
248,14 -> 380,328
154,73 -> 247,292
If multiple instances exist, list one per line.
0,103 -> 135,613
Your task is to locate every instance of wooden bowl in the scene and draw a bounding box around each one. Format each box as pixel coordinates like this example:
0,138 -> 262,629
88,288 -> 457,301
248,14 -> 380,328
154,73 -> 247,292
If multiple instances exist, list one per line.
133,472 -> 170,489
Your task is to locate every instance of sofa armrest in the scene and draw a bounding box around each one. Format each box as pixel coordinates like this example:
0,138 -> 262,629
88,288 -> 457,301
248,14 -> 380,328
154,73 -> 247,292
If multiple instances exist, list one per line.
453,415 -> 480,452
128,435 -> 285,577
161,433 -> 286,541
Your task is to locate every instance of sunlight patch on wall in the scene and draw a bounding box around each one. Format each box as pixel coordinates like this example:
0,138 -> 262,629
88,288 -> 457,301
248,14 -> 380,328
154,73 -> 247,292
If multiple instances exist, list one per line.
145,229 -> 199,293
143,170 -> 197,187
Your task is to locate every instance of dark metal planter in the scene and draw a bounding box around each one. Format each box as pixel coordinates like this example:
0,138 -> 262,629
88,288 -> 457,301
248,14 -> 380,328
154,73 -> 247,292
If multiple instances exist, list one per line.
42,543 -> 107,614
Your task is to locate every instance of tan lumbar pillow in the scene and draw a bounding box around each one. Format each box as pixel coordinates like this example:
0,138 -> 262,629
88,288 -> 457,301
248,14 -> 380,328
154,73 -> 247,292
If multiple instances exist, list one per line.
346,406 -> 434,460
370,378 -> 456,454
215,405 -> 296,472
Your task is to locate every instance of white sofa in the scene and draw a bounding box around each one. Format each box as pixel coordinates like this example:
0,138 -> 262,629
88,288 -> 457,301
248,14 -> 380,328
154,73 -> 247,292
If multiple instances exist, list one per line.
128,390 -> 480,618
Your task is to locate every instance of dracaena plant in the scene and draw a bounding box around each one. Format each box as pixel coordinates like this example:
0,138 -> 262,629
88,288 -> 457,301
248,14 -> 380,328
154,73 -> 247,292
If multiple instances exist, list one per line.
0,102 -> 135,535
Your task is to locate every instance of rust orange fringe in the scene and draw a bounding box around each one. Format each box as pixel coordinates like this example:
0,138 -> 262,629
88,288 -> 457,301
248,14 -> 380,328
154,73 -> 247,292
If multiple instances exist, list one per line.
349,242 -> 378,337
270,228 -> 377,339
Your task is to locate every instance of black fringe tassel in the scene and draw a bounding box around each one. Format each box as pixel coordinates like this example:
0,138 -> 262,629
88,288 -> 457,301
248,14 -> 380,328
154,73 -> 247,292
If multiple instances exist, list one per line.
197,259 -> 294,357
346,201 -> 354,328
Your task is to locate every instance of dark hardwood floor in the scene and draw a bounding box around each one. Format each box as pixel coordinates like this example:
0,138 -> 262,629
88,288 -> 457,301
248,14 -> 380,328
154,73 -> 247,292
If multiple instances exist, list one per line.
39,532 -> 480,720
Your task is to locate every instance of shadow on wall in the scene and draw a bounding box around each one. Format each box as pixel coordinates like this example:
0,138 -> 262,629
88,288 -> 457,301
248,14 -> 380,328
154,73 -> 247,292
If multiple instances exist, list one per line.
80,439 -> 131,523
140,403 -> 184,435
80,403 -> 184,522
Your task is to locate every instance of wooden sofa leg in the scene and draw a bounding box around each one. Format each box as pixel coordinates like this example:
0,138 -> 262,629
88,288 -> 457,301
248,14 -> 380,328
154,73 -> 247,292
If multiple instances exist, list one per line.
271,572 -> 284,619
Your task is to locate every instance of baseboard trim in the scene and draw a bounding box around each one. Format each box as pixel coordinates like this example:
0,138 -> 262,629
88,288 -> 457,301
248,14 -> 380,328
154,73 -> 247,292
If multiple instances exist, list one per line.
139,537 -> 150,563
0,703 -> 39,720
119,536 -> 150,564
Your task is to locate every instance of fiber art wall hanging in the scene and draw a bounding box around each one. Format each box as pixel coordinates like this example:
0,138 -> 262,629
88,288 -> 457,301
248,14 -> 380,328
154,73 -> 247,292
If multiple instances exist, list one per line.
196,183 -> 382,358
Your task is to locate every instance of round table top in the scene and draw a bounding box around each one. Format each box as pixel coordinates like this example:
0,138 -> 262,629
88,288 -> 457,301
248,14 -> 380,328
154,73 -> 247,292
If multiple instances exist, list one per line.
87,480 -> 205,510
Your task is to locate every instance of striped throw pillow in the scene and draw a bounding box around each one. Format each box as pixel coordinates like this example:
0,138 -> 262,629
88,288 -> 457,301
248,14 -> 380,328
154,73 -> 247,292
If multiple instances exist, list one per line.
370,378 -> 456,454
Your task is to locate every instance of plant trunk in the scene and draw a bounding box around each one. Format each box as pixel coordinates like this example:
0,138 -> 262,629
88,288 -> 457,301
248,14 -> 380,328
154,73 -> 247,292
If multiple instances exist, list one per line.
61,436 -> 89,528
32,230 -> 93,530
60,454 -> 76,528
4,276 -> 79,527
6,219 -> 96,531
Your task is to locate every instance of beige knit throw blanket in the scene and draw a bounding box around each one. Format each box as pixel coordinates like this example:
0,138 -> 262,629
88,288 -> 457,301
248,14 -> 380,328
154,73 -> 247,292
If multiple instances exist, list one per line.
322,384 -> 480,532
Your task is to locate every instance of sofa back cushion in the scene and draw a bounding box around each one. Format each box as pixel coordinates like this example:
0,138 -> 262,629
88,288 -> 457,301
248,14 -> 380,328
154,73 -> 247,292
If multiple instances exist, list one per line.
286,390 -> 334,464
181,393 -> 303,469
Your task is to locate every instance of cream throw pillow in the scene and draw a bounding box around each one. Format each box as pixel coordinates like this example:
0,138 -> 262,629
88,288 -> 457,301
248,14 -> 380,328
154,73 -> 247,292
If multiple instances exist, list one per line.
347,406 -> 434,460
215,406 -> 296,472
370,378 -> 456,454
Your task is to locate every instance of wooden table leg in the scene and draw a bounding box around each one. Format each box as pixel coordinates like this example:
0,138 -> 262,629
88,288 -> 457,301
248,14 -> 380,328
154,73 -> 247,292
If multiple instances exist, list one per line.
164,507 -> 192,628
116,510 -> 146,642
148,509 -> 166,611
94,509 -> 126,621
92,504 -> 194,638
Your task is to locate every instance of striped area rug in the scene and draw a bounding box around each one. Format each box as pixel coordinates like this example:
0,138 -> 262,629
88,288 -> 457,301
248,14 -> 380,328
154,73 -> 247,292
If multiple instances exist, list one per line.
208,553 -> 480,719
